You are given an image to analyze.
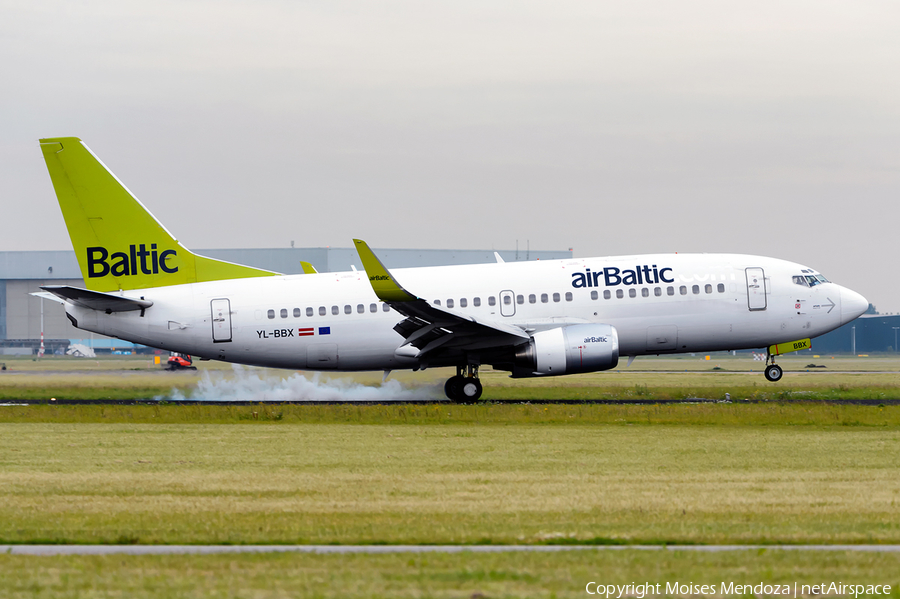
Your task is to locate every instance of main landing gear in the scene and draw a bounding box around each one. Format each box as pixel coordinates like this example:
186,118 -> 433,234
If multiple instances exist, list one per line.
445,365 -> 482,403
764,352 -> 783,382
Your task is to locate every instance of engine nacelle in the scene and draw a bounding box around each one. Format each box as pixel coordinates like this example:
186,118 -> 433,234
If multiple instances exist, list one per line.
514,324 -> 619,376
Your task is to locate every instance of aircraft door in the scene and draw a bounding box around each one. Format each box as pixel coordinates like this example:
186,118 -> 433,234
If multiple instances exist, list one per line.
745,268 -> 767,311
499,290 -> 516,317
211,298 -> 232,343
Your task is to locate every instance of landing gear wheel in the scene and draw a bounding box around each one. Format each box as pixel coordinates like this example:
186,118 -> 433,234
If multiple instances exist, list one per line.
764,364 -> 783,382
459,378 -> 483,402
444,376 -> 465,401
444,364 -> 483,403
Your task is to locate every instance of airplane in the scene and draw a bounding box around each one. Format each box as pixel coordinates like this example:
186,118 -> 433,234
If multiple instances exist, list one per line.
35,137 -> 869,402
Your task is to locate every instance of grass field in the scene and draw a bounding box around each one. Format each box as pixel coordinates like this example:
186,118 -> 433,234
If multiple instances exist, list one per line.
2,418 -> 899,545
2,550 -> 900,598
3,356 -> 900,596
1,354 -> 899,402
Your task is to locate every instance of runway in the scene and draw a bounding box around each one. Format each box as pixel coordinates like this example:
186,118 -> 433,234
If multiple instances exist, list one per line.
5,545 -> 900,555
6,397 -> 900,406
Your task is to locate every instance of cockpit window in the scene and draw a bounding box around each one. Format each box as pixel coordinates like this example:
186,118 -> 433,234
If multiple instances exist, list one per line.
794,273 -> 830,287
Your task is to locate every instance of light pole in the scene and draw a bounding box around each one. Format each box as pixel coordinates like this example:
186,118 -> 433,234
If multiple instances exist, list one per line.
38,296 -> 44,359
893,327 -> 899,353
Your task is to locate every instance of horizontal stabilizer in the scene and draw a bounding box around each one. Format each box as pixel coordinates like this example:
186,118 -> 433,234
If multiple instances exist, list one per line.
29,291 -> 68,305
40,285 -> 153,313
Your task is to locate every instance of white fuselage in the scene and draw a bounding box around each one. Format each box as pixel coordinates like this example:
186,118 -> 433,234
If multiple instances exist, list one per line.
65,253 -> 867,372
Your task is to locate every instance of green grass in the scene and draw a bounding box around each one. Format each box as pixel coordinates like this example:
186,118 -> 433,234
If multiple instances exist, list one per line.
3,402 -> 900,426
2,368 -> 900,402
3,357 -> 899,595
2,550 -> 900,598
2,421 -> 900,545
0,355 -> 897,402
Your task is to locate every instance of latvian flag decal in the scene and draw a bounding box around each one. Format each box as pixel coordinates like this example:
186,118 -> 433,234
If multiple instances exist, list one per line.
298,327 -> 331,336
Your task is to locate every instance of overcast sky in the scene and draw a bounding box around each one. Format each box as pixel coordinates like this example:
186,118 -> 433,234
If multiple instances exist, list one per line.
1,1 -> 898,311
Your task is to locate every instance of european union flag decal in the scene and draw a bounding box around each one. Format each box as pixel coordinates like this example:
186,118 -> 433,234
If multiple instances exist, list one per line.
319,327 -> 331,335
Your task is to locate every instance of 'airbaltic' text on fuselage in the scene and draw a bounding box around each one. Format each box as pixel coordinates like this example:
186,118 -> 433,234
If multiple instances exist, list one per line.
572,265 -> 674,288
87,245 -> 178,278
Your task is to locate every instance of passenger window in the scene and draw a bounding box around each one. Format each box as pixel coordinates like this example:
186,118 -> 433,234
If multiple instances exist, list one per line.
692,285 -> 700,295
541,293 -> 549,303
629,289 -> 636,298
654,287 -> 662,297
434,299 -> 441,306
642,288 -> 649,298
460,298 -> 467,308
667,287 -> 675,296
280,308 -> 288,318
383,303 -> 390,312
332,305 -> 339,315
529,294 -> 536,304
473,297 -> 481,307
319,306 -> 326,316
503,296 -> 511,305
680,286 -> 687,295
267,309 -> 275,319
489,296 -> 497,306
517,295 -> 524,304
717,283 -> 725,293
447,299 -> 454,308
293,308 -> 301,318
553,292 -> 560,302
357,304 -> 365,313
705,284 -> 712,294
565,292 -> 573,301
591,290 -> 598,300
616,289 -> 624,299
370,303 -> 377,313
307,307 -> 313,317
603,290 -> 611,300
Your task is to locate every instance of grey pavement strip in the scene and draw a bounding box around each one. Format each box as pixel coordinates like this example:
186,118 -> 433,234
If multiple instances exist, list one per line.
5,545 -> 900,556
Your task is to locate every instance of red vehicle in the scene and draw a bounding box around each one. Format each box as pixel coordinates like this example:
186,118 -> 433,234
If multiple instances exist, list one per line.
165,352 -> 196,371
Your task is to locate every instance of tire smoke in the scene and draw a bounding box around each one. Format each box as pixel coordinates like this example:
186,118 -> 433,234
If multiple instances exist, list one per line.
160,365 -> 443,402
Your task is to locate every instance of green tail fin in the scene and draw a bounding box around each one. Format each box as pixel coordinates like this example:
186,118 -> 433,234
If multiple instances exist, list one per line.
39,137 -> 280,292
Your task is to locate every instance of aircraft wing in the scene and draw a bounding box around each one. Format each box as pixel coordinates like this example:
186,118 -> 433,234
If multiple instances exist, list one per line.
353,240 -> 529,360
40,285 -> 153,313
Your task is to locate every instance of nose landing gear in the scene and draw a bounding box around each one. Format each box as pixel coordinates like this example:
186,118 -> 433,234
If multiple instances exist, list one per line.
445,364 -> 482,402
764,353 -> 783,382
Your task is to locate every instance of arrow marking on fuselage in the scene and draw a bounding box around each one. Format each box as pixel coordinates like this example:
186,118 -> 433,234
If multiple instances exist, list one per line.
813,298 -> 836,313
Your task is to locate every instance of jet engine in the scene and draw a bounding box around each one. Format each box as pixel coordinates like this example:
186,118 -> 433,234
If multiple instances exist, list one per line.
514,324 -> 619,376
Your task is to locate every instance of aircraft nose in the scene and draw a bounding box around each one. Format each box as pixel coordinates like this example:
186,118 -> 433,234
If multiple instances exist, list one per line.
840,287 -> 868,325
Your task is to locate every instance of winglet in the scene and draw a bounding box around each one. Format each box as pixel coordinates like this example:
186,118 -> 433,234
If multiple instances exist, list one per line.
353,239 -> 417,302
300,261 -> 318,274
